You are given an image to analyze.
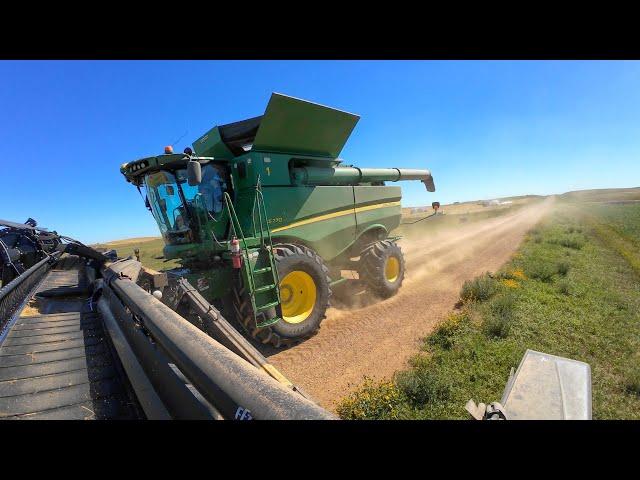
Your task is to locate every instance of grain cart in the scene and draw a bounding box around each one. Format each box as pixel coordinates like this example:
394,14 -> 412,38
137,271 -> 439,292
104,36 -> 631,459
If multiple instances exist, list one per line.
120,93 -> 436,347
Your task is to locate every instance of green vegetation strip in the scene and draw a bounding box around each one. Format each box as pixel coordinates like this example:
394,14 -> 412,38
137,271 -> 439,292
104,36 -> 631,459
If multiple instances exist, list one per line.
583,206 -> 640,277
337,204 -> 640,419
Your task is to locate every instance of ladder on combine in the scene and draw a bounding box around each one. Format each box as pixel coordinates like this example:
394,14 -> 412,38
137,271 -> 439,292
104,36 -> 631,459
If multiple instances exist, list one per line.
223,179 -> 282,329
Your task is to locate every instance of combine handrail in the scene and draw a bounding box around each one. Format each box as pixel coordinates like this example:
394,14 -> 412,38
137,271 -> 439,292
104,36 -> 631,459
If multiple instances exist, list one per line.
223,191 -> 259,294
256,188 -> 281,286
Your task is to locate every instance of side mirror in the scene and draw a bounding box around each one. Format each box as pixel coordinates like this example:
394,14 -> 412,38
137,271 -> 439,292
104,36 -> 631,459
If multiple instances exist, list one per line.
432,201 -> 440,211
187,160 -> 202,186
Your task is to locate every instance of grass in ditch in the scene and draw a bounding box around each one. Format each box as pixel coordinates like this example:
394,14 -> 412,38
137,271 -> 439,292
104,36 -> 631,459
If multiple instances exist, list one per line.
337,203 -> 640,419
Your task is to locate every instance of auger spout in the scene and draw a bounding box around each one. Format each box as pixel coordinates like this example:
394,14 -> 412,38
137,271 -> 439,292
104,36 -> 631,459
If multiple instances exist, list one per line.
291,166 -> 436,192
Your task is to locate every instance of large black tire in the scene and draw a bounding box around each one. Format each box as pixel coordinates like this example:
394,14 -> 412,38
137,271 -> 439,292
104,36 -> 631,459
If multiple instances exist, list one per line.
272,243 -> 331,338
232,243 -> 331,348
359,240 -> 405,299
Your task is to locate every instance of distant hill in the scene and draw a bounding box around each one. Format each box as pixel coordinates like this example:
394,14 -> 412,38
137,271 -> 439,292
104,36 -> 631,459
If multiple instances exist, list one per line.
559,187 -> 640,203
403,194 -> 543,215
495,194 -> 545,202
405,188 -> 640,214
92,236 -> 160,247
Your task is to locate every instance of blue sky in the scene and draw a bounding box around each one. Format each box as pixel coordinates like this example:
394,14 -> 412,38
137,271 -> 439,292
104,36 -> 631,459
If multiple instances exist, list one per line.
1,60 -> 639,244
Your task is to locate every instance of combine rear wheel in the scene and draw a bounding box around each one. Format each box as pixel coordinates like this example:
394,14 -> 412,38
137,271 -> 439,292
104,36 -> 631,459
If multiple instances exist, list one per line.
232,243 -> 331,348
359,240 -> 405,299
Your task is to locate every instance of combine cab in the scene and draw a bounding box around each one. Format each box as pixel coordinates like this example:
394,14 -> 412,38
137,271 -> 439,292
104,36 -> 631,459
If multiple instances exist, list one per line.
121,93 -> 437,347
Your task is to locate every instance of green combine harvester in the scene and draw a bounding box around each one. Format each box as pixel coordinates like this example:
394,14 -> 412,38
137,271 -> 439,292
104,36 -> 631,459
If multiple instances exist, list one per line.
120,93 -> 437,347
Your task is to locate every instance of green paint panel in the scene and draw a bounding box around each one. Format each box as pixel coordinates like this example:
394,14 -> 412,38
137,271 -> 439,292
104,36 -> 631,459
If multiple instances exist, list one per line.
185,266 -> 233,301
262,186 -> 357,261
192,126 -> 233,159
353,185 -> 401,207
253,93 -> 359,158
354,186 -> 402,238
273,216 -> 358,261
355,206 -> 401,238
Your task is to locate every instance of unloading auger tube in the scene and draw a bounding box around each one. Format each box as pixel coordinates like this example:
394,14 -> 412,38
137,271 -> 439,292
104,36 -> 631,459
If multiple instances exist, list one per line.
291,166 -> 436,192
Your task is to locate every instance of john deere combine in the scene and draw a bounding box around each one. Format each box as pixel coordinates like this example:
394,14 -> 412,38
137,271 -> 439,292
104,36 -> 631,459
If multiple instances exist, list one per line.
120,93 -> 436,347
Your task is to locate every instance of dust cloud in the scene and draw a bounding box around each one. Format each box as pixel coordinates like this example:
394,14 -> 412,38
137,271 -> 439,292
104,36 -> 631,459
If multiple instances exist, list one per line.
400,197 -> 554,287
269,197 -> 555,410
329,198 -> 554,314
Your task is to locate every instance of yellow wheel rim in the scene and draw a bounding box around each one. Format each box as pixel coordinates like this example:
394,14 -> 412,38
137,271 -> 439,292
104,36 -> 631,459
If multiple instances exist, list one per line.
385,256 -> 400,283
279,271 -> 317,324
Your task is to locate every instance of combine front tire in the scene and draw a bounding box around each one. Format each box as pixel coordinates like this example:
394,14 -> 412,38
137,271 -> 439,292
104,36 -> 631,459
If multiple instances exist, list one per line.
272,243 -> 331,339
359,240 -> 405,299
231,243 -> 331,348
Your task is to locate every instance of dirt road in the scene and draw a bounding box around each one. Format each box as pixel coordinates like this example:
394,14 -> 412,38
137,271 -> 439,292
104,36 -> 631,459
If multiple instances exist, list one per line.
268,198 -> 554,410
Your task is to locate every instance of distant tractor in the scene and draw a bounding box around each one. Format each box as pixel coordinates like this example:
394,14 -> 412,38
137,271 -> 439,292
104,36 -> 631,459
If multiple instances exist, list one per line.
120,93 -> 437,347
